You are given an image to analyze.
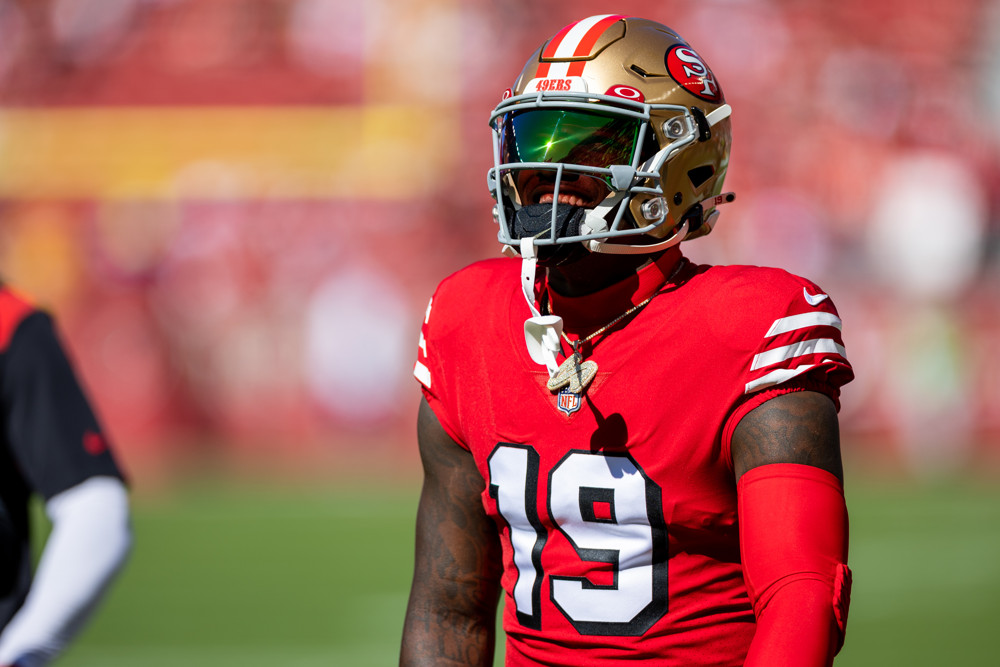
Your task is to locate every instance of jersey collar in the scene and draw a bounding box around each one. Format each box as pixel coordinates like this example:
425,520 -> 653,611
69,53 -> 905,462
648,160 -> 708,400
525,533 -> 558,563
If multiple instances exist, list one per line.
541,248 -> 685,335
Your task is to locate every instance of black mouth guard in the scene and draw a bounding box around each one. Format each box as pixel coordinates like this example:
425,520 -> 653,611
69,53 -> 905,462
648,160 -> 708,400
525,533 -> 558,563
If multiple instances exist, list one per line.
512,203 -> 587,241
511,204 -> 590,265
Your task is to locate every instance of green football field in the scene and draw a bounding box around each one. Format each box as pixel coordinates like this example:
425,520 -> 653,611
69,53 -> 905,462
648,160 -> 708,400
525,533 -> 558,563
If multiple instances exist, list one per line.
49,468 -> 1000,666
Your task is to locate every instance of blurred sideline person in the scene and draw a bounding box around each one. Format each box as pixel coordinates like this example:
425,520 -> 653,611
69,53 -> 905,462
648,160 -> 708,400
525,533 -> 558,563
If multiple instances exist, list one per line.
402,15 -> 853,667
0,285 -> 132,667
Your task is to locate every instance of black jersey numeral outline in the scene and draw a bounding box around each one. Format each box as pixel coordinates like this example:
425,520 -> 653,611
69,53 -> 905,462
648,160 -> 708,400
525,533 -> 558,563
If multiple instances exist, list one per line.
488,443 -> 546,630
489,444 -> 669,636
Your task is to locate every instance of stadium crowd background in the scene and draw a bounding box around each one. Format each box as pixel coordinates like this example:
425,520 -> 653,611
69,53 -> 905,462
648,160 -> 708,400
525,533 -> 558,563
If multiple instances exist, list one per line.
1,0 -> 998,489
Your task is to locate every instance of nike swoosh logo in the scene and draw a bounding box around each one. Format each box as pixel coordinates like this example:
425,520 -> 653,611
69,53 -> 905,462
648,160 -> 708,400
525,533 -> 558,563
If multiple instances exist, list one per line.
803,287 -> 829,306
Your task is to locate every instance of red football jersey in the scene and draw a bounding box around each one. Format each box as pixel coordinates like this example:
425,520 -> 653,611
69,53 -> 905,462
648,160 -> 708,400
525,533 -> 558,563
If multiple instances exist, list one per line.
414,252 -> 853,666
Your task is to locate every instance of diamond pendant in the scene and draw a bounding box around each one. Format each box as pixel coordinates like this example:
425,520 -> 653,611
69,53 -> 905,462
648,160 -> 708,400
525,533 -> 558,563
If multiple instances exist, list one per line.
547,352 -> 598,395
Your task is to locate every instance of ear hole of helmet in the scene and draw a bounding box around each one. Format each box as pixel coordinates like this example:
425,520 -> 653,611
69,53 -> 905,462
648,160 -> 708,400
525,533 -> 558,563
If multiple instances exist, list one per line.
687,165 -> 715,188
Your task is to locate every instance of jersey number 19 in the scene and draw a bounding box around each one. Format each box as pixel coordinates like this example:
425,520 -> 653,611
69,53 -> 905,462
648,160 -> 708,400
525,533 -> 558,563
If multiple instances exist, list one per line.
488,443 -> 669,636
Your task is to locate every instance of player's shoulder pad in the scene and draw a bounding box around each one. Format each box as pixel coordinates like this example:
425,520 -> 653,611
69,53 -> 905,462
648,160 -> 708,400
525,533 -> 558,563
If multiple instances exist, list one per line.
698,264 -> 836,314
436,257 -> 518,293
428,258 -> 519,324
689,264 -> 843,349
703,266 -> 851,398
0,284 -> 40,353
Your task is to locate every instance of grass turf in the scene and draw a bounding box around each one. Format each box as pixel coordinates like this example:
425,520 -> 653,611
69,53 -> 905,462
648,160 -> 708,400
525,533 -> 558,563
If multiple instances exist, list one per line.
47,471 -> 1000,666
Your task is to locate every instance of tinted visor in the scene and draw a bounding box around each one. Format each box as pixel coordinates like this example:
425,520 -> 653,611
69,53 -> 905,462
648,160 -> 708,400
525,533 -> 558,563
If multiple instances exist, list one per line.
496,108 -> 640,169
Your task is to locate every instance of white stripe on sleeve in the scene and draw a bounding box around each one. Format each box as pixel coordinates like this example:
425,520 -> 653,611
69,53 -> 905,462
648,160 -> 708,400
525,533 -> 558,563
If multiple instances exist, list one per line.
751,338 -> 846,372
413,361 -> 432,388
745,364 -> 818,393
765,312 -> 842,337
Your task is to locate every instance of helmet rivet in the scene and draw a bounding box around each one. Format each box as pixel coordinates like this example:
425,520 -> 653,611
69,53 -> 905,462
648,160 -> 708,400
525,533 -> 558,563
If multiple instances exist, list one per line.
492,204 -> 501,225
640,197 -> 667,221
673,192 -> 683,205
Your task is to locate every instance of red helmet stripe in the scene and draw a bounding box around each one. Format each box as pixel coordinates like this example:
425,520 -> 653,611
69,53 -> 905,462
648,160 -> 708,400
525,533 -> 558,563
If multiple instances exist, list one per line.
539,15 -> 627,78
572,14 -> 626,58
537,20 -> 577,77
541,21 -> 578,59
567,15 -> 625,76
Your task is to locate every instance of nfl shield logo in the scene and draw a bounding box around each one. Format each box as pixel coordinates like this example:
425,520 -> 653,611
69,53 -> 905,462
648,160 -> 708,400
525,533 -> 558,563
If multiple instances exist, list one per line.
556,390 -> 582,415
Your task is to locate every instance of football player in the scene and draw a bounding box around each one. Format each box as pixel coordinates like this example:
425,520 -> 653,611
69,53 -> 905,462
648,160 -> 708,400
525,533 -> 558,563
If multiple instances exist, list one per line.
402,15 -> 853,666
0,285 -> 132,667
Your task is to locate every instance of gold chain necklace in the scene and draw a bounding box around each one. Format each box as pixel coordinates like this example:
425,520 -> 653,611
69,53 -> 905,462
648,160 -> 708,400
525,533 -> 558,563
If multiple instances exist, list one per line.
546,258 -> 687,395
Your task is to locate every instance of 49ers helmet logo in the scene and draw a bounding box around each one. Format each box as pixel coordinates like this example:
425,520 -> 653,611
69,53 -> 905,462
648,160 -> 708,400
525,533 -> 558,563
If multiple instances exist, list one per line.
665,44 -> 722,103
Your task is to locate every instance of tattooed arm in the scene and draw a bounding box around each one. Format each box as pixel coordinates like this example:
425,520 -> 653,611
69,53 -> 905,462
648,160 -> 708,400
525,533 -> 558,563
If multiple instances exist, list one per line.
731,390 -> 843,480
400,398 -> 503,667
731,390 -> 850,666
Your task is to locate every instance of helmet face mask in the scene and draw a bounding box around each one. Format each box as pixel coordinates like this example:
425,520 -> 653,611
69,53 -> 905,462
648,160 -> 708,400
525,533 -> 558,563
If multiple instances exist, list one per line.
487,15 -> 734,256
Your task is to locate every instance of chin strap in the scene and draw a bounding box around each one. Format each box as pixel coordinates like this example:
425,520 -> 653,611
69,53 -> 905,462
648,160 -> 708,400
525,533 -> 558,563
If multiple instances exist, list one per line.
506,187 -> 735,366
580,190 -> 625,237
586,191 -> 735,255
586,221 -> 689,255
518,238 -> 563,377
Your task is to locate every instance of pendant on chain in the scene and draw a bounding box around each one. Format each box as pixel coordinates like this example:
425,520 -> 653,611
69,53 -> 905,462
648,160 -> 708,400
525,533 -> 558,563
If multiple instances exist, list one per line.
547,346 -> 598,395
542,258 -> 687,398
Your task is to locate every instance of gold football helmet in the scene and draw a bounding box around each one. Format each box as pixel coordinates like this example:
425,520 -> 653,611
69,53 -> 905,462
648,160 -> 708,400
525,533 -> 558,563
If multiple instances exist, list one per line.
488,15 -> 734,259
